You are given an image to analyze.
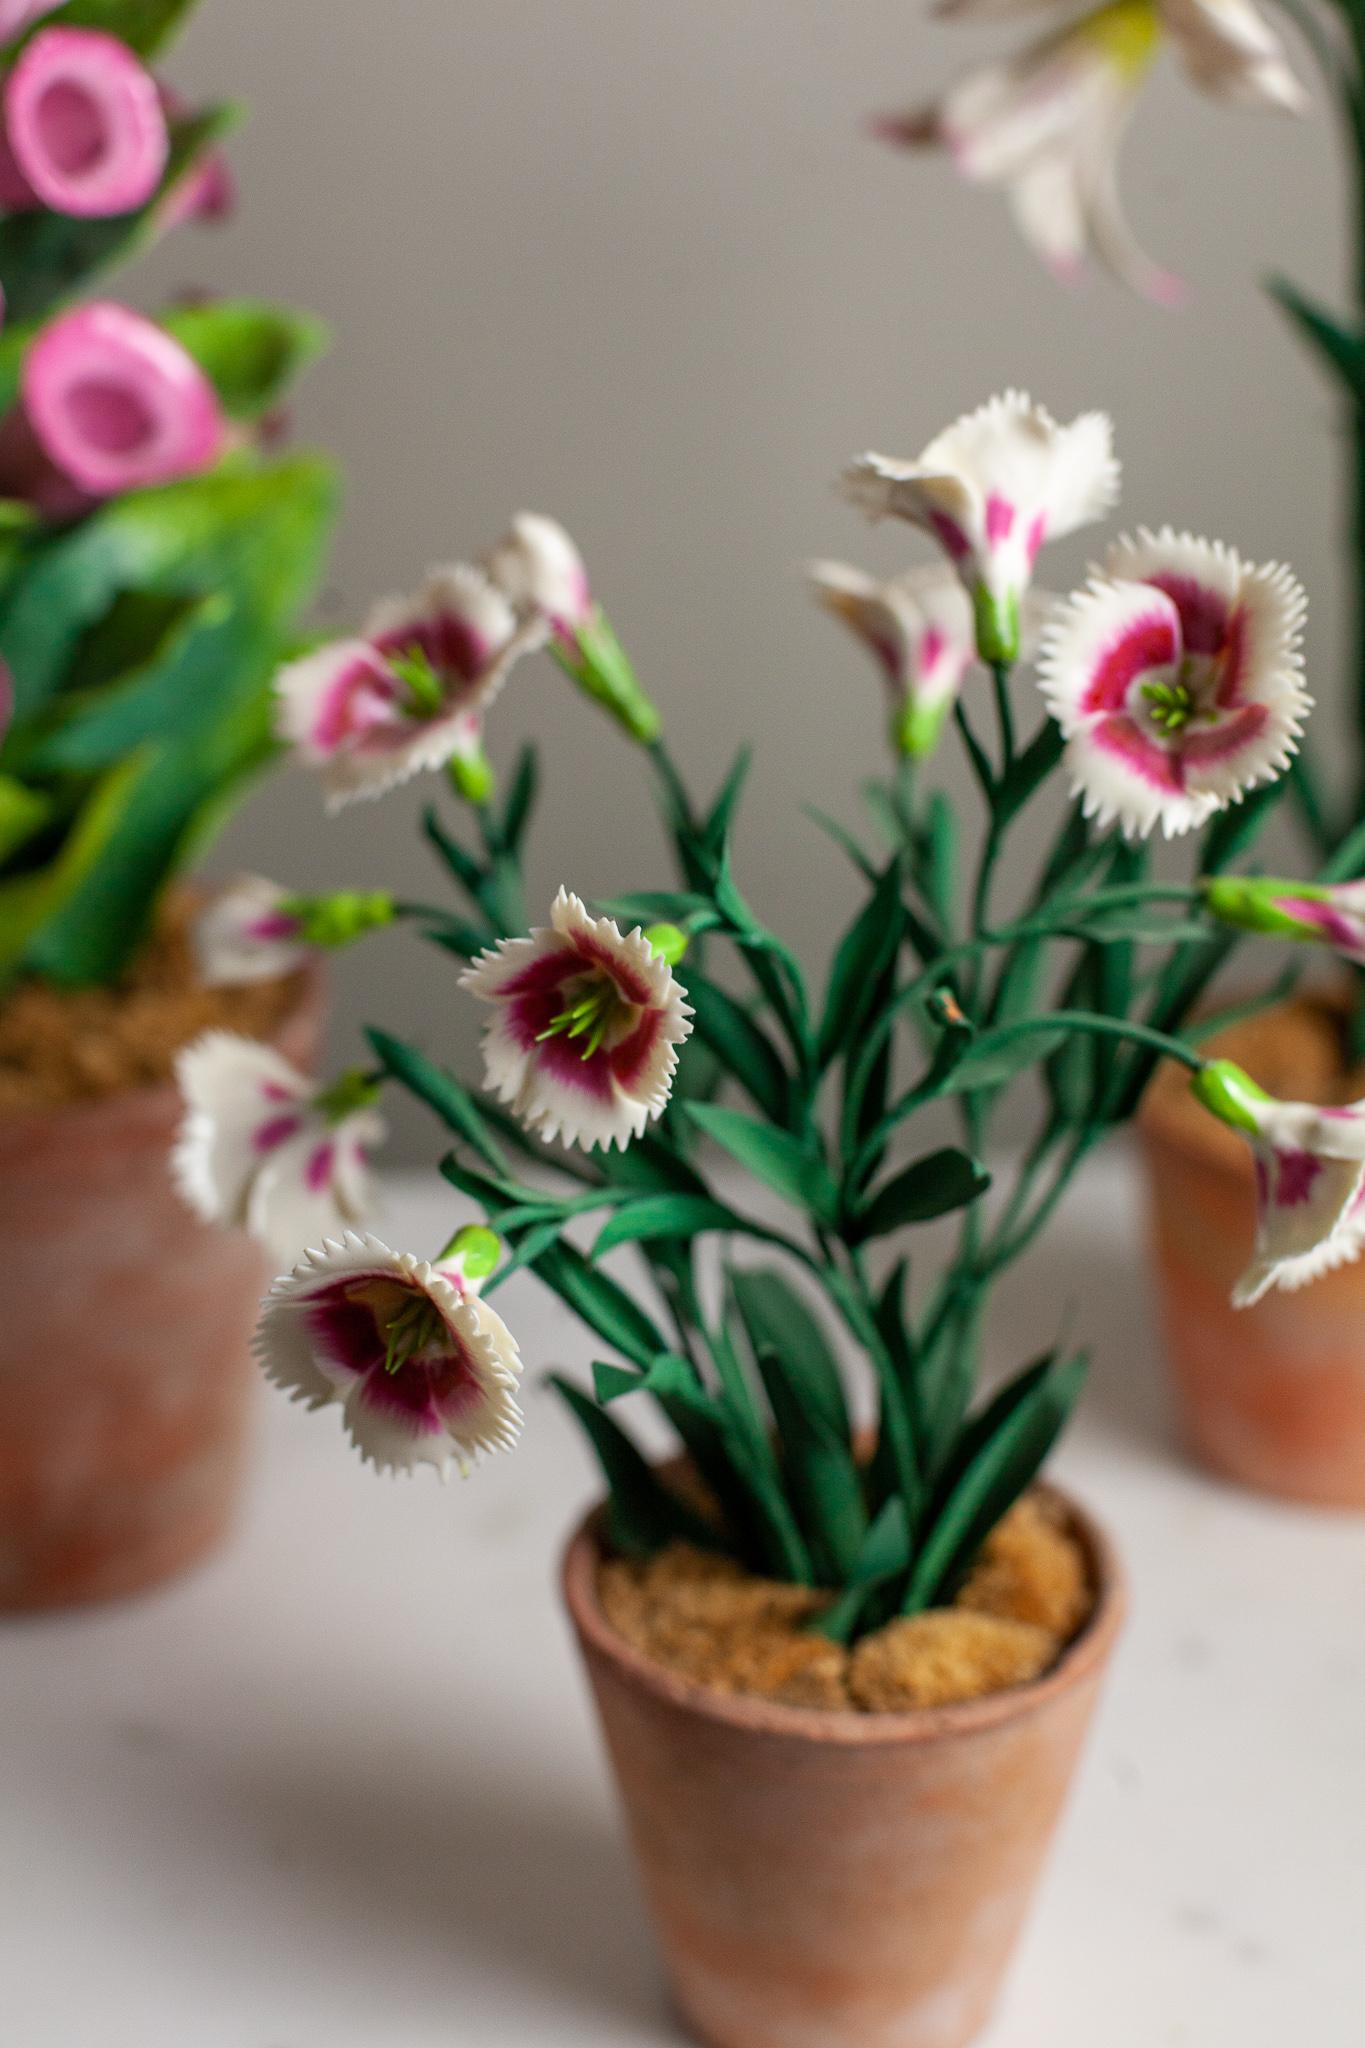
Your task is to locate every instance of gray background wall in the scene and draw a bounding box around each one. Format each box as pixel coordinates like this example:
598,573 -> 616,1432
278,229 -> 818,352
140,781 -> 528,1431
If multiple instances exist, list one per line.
139,1 -> 1343,1156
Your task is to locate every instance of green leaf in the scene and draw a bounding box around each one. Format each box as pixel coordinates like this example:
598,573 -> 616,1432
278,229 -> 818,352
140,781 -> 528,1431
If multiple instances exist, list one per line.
685,1102 -> 839,1225
0,775 -> 51,863
592,1194 -> 745,1259
684,971 -> 789,1122
161,300 -> 329,423
853,1148 -> 990,1241
813,1499 -> 911,1644
818,860 -> 904,1065
938,1029 -> 1069,1094
532,1240 -> 667,1369
1269,275 -> 1365,393
992,718 -> 1064,828
702,744 -> 752,858
0,751 -> 145,981
366,1029 -> 508,1175
920,789 -> 957,930
753,1341 -> 867,1585
596,888 -> 720,932
50,0 -> 201,57
551,1375 -> 719,1558
905,1351 -> 1088,1612
730,1265 -> 850,1447
500,743 -> 539,856
804,805 -> 876,880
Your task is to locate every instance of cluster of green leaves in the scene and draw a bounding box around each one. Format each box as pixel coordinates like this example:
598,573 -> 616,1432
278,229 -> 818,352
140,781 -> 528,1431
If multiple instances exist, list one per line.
0,0 -> 336,986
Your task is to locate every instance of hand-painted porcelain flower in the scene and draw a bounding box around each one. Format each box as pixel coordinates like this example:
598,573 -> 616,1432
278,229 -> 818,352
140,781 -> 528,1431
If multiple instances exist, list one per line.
841,392 -> 1118,663
1192,1060 -> 1365,1305
174,1032 -> 386,1262
1038,528 -> 1309,839
276,563 -> 538,808
0,28 -> 169,217
881,0 -> 1304,301
462,888 -> 692,1151
254,1232 -> 523,1475
1205,875 -> 1365,965
487,512 -> 593,638
806,560 -> 977,758
22,301 -> 225,497
194,875 -> 395,985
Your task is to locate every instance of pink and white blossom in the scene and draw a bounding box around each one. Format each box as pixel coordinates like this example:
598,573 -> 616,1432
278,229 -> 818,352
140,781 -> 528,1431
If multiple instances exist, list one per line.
841,392 -> 1118,663
173,1033 -> 385,1261
462,888 -> 692,1152
0,28 -> 169,217
22,301 -> 225,498
276,563 -> 542,808
193,876 -> 395,986
1038,528 -> 1308,839
1205,875 -> 1365,964
487,512 -> 593,638
880,0 -> 1305,301
1192,1060 -> 1365,1305
807,560 -> 978,758
254,1232 -> 523,1476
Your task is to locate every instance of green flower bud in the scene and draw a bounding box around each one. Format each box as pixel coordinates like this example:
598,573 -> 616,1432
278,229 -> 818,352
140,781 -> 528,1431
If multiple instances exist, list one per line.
449,745 -> 496,806
556,606 -> 662,745
891,692 -> 951,761
445,1223 -> 501,1280
972,582 -> 1021,667
1190,1057 -> 1272,1135
288,891 -> 396,950
644,921 -> 689,966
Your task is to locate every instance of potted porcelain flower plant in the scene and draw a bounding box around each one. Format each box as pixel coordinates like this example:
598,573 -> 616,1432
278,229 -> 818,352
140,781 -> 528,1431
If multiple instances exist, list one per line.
177,391 -> 1359,2048
0,0 -> 337,1608
879,0 -> 1365,1503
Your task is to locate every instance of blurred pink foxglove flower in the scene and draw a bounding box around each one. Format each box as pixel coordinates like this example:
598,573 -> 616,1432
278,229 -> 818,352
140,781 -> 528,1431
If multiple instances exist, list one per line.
0,27 -> 168,217
876,0 -> 1305,301
1192,1060 -> 1365,1305
276,564 -> 543,808
1037,528 -> 1308,839
462,888 -> 693,1152
157,84 -> 234,228
21,300 -> 225,497
842,391 -> 1118,663
254,1232 -> 523,1476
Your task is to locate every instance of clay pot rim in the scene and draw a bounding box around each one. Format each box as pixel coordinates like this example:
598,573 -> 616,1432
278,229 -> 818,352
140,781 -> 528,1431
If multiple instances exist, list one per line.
0,957 -> 325,1137
562,1475 -> 1126,1748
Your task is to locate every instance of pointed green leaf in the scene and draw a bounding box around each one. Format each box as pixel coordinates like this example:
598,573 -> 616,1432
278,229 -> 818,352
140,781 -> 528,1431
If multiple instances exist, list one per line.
853,1148 -> 990,1241
592,1194 -> 744,1259
161,300 -> 329,423
753,1342 -> 866,1585
366,1029 -> 509,1175
684,971 -> 789,1122
501,743 -> 539,855
813,1499 -> 911,1644
1269,275 -> 1365,393
552,1375 -> 719,1558
818,861 -> 905,1065
730,1265 -> 850,1446
685,1102 -> 839,1225
532,1240 -> 667,1368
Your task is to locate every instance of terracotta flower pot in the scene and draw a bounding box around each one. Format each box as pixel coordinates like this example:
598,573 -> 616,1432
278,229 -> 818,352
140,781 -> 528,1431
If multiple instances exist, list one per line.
1139,992 -> 1365,1509
0,968 -> 324,1611
562,1482 -> 1124,2048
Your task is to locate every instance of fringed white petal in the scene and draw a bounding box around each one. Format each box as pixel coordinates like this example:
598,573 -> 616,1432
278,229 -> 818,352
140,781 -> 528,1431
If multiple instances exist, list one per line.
486,512 -> 592,630
1163,0 -> 1308,111
172,1031 -> 310,1227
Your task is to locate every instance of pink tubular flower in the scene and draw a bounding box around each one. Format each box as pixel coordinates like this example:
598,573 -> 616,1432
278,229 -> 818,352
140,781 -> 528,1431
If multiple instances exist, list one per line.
22,301 -> 225,497
841,392 -> 1118,663
254,1232 -> 523,1476
276,564 -> 542,808
0,28 -> 168,217
1192,1060 -> 1365,1305
461,888 -> 693,1152
1038,527 -> 1309,839
173,1033 -> 386,1263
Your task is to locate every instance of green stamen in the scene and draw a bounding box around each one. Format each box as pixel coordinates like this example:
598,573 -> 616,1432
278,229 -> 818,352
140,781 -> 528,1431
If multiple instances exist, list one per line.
534,973 -> 622,1061
313,1067 -> 383,1125
1140,676 -> 1200,733
388,643 -> 445,718
381,1294 -> 446,1375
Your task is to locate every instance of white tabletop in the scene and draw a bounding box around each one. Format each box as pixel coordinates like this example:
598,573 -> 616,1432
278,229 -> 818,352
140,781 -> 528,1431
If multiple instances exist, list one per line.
3,1148 -> 1363,2048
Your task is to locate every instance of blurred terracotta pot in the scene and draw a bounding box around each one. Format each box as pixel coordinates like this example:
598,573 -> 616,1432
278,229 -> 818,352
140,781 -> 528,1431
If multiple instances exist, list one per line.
562,1482 -> 1123,2048
1139,992 -> 1365,1510
0,968 -> 324,1611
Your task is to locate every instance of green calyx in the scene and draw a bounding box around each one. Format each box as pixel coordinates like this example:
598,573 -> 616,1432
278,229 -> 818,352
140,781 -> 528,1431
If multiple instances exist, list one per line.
644,921 -> 689,966
448,743 -> 496,805
556,606 -> 662,745
313,1067 -> 383,1124
891,693 -> 950,761
388,643 -> 446,719
972,582 -> 1021,666
535,972 -> 621,1061
1190,1058 -> 1272,1135
442,1223 -> 501,1280
286,890 -> 396,949
381,1293 -> 447,1376
1204,876 -> 1326,941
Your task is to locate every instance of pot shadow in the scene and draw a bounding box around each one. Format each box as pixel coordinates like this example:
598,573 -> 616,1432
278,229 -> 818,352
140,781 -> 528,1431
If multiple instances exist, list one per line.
210,1722 -> 677,2041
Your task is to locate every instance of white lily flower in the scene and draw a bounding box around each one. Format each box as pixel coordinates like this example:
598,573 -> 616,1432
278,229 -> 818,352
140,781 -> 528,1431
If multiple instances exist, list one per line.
842,392 -> 1118,662
1038,527 -> 1308,839
276,563 -> 543,808
880,0 -> 1305,301
1192,1061 -> 1365,1305
486,512 -> 593,637
254,1231 -> 523,1475
173,1033 -> 385,1261
461,888 -> 692,1152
